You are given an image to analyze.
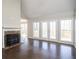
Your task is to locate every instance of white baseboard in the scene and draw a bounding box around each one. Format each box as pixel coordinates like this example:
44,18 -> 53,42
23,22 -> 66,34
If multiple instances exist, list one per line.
28,37 -> 74,46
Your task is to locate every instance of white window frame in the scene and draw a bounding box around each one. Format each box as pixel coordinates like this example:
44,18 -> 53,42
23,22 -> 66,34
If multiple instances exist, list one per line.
33,22 -> 40,38
49,21 -> 57,40
59,19 -> 74,44
32,19 -> 75,45
41,22 -> 48,39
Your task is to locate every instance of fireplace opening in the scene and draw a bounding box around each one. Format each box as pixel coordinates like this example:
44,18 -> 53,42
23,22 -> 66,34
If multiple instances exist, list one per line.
4,31 -> 20,47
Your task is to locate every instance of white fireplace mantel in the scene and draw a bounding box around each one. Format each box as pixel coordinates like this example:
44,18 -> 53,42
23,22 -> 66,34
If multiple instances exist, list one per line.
2,27 -> 20,48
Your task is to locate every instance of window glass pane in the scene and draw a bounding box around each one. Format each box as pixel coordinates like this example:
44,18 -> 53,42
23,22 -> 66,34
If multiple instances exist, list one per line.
61,20 -> 72,42
50,21 -> 56,39
33,22 -> 39,37
21,24 -> 27,37
42,22 -> 48,38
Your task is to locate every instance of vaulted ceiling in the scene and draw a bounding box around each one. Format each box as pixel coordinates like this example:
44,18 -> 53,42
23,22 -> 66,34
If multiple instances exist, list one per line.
21,0 -> 75,19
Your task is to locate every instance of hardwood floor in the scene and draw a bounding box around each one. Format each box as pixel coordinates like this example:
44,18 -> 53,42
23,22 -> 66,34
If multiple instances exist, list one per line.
3,38 -> 76,59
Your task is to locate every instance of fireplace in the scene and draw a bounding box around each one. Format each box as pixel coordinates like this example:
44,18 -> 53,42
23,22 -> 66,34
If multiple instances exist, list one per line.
4,31 -> 20,47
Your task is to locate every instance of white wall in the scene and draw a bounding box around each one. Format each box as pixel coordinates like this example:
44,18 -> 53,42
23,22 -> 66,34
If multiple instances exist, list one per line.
2,0 -> 21,48
2,0 -> 21,28
24,0 -> 76,45
22,0 -> 76,44
28,18 -> 75,45
28,11 -> 75,45
28,11 -> 75,37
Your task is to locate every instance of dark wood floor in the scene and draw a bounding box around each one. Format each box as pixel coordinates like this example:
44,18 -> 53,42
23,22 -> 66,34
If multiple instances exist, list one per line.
3,38 -> 76,59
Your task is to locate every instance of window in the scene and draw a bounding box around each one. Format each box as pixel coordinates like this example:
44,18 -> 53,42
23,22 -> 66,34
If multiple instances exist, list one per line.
21,24 -> 27,37
21,20 -> 28,37
33,22 -> 39,37
42,22 -> 48,38
50,21 -> 56,39
60,20 -> 72,42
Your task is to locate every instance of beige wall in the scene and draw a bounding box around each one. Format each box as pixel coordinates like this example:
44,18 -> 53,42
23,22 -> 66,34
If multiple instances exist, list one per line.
2,0 -> 21,48
2,0 -> 21,28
